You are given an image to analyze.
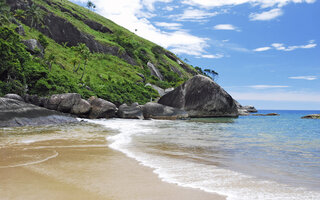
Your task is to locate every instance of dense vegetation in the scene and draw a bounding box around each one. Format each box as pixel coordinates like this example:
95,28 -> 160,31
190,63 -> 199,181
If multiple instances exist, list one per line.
0,0 -> 200,105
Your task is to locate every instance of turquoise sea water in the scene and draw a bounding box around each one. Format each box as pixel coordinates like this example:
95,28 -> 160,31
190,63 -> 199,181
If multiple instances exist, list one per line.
89,110 -> 320,200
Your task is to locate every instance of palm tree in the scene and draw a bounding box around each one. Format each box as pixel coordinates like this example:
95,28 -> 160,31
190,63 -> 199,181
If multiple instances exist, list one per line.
72,43 -> 91,81
86,1 -> 96,11
26,4 -> 43,29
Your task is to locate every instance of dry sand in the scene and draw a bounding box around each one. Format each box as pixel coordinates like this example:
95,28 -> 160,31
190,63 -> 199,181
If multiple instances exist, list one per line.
0,124 -> 226,200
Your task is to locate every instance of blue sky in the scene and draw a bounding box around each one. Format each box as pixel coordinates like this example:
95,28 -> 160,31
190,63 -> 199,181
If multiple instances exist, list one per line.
71,0 -> 320,110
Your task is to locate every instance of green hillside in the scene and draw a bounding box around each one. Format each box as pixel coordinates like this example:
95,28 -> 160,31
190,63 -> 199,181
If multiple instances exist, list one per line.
0,0 -> 198,105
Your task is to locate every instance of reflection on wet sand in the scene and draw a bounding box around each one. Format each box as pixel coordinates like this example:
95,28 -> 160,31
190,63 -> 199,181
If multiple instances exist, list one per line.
0,123 -> 225,200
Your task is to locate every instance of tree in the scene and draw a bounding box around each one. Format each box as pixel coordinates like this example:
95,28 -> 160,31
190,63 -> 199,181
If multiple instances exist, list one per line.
72,43 -> 91,81
204,69 -> 219,81
46,54 -> 56,71
86,1 -> 96,11
0,0 -> 11,25
26,4 -> 43,29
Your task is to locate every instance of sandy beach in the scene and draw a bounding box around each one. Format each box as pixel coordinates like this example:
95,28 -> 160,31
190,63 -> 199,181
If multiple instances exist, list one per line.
0,123 -> 225,200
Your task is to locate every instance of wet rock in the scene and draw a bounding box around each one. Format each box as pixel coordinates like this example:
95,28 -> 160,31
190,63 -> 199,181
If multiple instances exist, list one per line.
142,102 -> 188,120
118,103 -> 144,119
88,97 -> 117,119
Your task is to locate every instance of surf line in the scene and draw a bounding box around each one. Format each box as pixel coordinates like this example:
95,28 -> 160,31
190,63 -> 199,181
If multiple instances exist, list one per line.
0,150 -> 59,169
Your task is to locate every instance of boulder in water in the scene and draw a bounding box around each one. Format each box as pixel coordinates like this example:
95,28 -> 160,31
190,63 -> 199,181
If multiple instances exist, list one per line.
158,75 -> 238,117
142,102 -> 188,120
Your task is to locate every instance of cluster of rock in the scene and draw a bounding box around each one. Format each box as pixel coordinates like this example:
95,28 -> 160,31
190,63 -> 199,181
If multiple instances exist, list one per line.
0,96 -> 77,127
1,75 -> 260,127
301,114 -> 320,119
235,101 -> 258,116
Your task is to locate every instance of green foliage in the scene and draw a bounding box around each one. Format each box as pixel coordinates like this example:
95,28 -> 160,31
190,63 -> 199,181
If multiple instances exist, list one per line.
0,0 -> 199,105
26,4 -> 44,28
0,0 -> 11,25
38,33 -> 49,50
14,9 -> 26,20
0,27 -> 30,95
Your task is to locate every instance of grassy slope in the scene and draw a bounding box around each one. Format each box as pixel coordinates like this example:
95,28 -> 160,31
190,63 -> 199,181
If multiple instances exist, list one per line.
2,0 -> 198,105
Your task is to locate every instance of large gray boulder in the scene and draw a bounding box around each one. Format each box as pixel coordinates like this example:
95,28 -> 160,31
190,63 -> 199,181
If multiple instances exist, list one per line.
88,97 -> 117,119
4,94 -> 24,102
118,103 -> 144,119
71,99 -> 91,117
142,102 -> 188,120
45,93 -> 82,113
0,97 -> 77,127
158,75 -> 238,117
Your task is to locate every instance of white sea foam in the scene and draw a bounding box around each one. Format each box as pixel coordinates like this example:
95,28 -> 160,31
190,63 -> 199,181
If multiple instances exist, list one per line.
88,119 -> 320,200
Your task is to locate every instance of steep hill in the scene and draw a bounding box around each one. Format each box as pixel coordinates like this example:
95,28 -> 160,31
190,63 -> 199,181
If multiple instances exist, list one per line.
1,0 -> 198,105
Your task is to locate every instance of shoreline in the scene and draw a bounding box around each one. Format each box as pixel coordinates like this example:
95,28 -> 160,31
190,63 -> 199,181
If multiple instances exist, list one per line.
0,124 -> 226,200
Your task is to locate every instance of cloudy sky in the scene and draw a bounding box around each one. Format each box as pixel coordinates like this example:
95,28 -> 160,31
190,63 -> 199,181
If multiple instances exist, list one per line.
71,0 -> 320,110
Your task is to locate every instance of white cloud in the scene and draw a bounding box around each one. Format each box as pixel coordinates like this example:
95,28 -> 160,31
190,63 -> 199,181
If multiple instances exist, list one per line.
253,46 -> 271,52
254,41 -> 317,52
181,0 -> 316,9
201,54 -> 224,59
71,0 -> 210,57
231,91 -> 320,102
289,76 -> 317,80
248,85 -> 290,89
169,8 -> 219,22
249,8 -> 283,21
154,22 -> 182,30
213,24 -> 239,31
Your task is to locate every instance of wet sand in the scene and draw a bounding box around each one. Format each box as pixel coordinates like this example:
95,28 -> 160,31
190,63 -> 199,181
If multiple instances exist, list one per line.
0,124 -> 225,200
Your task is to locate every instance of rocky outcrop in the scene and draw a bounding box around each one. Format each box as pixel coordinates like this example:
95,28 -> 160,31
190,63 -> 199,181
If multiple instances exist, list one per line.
0,97 -> 77,127
142,102 -> 188,120
118,103 -> 144,119
235,100 -> 257,116
147,61 -> 163,81
165,51 -> 197,76
4,94 -> 24,102
252,113 -> 279,116
158,75 -> 238,117
84,19 -> 113,34
88,97 -> 117,119
242,105 -> 258,113
145,83 -> 165,97
23,93 -> 91,117
301,114 -> 320,119
8,0 -> 136,65
23,39 -> 44,56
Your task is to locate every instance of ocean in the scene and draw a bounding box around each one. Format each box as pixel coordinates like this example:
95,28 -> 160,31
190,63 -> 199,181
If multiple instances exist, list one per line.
87,110 -> 320,200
